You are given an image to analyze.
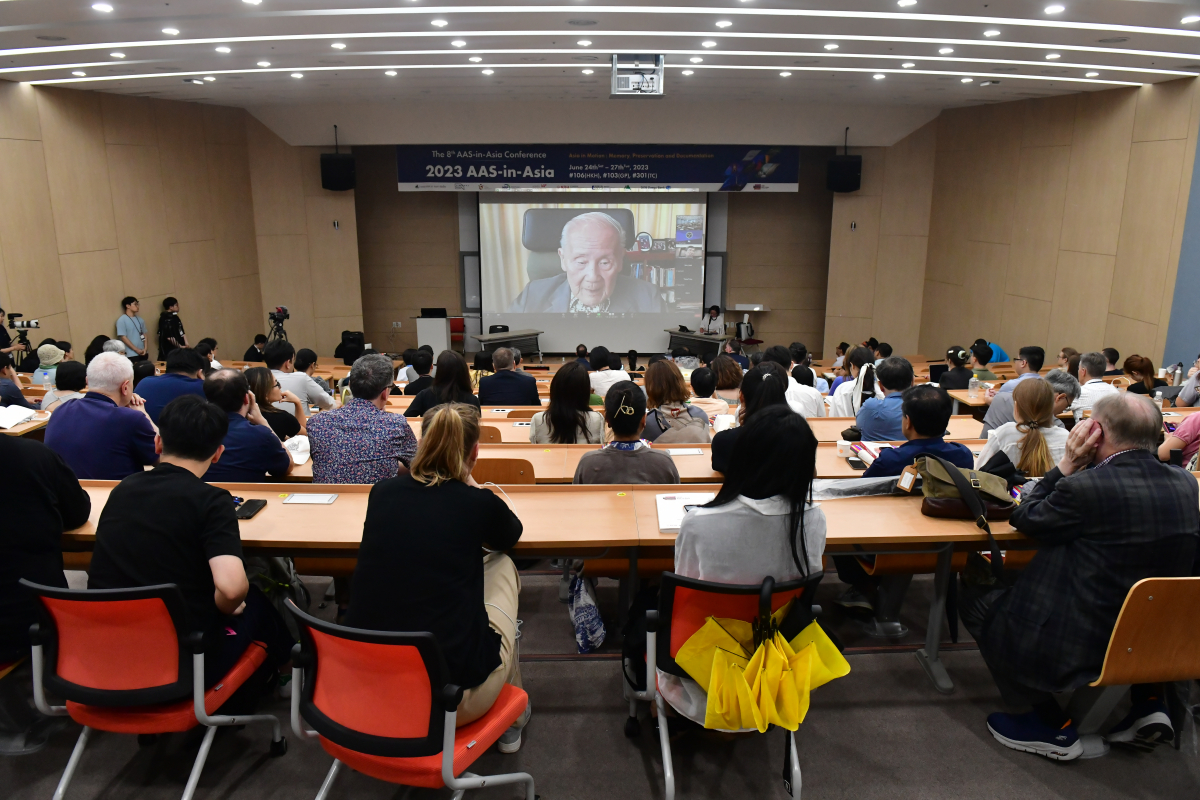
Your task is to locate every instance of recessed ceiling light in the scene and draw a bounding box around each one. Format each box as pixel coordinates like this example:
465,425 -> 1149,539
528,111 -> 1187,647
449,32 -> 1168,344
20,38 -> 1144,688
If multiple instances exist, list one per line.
780,71 -> 791,77
961,77 -> 973,82
897,0 -> 917,6
186,78 -> 202,85
582,69 -> 594,74
91,3 -> 113,11
716,20 -> 732,28
331,43 -> 346,49
1086,71 -> 1100,77
431,19 -> 448,27
1183,16 -> 1200,24
162,28 -> 179,35
577,40 -> 591,46
1045,4 -> 1065,13
690,57 -> 703,63
1046,53 -> 1060,59
110,52 -> 125,58
984,29 -> 1001,37
823,43 -> 839,51
482,68 -> 494,75
257,61 -> 270,67
242,0 -> 262,5
702,40 -> 717,47
980,80 -> 997,86
873,73 -> 886,79
290,72 -> 303,78
682,69 -> 694,75
215,46 -> 231,54
72,70 -> 86,76
902,62 -> 915,68
451,40 -> 466,47
385,70 -> 397,76
939,47 -> 954,54
203,76 -> 215,81
469,56 -> 482,62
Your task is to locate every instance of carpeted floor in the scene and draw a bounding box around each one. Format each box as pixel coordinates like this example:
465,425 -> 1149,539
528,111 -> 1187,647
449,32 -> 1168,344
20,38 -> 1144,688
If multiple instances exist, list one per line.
5,570 -> 1198,799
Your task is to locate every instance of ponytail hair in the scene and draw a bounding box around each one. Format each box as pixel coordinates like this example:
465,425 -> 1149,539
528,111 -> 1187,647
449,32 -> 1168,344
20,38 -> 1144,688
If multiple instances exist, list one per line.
1012,379 -> 1055,477
1122,354 -> 1157,392
946,345 -> 969,368
410,403 -> 481,486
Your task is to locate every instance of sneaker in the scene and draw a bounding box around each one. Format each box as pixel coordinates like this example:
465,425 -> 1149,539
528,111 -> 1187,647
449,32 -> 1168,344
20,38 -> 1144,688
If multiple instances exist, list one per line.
497,702 -> 532,754
987,711 -> 1083,761
1107,700 -> 1173,746
834,587 -> 874,613
277,672 -> 293,700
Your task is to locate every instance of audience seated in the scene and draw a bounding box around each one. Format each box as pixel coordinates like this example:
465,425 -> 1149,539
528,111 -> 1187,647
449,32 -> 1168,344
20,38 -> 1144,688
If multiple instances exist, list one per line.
83,335 -> 110,365
976,379 -> 1067,475
1102,347 -> 1122,376
588,346 -> 629,398
294,348 -> 330,394
574,343 -> 590,366
40,360 -> 86,412
402,349 -> 434,396
1159,406 -> 1200,467
855,356 -> 914,441
266,341 -> 334,416
981,369 -> 1078,435
976,338 -> 1009,363
1071,351 -> 1119,421
308,354 -> 418,484
44,352 -> 158,479
789,341 -> 829,393
574,381 -> 680,484
243,333 -> 268,362
642,359 -> 710,443
347,402 -> 529,744
134,347 -> 207,422
479,347 -> 540,406
995,346 -> 1045,395
470,350 -> 495,392
711,362 -> 790,474
33,343 -> 64,386
688,367 -> 728,418
0,353 -> 36,409
131,360 -> 157,390
862,384 -> 973,478
1175,352 -> 1199,407
723,340 -> 749,370
1056,347 -> 1078,370
245,366 -> 306,439
201,369 -> 293,482
405,350 -> 481,417
939,345 -> 974,391
87,394 -> 293,693
530,361 -> 604,444
828,346 -> 876,418
709,354 -> 743,404
970,343 -> 997,380
831,341 -> 849,371
763,345 -> 826,419
626,349 -> 641,372
1122,354 -> 1168,396
1066,353 -> 1081,381
873,342 -> 893,364
964,394 -> 1199,760
17,337 -> 57,375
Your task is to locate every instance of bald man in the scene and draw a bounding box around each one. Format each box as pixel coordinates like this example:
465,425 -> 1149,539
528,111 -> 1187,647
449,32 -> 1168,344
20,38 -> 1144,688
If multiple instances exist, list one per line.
507,211 -> 665,313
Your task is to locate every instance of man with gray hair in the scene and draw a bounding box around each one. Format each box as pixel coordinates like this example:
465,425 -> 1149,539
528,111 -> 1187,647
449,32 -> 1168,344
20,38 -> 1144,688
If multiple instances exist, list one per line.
506,211 -> 665,313
306,353 -> 417,484
478,347 -> 540,406
981,369 -> 1080,435
1070,350 -> 1119,421
101,339 -> 125,355
44,351 -> 158,479
964,392 -> 1199,761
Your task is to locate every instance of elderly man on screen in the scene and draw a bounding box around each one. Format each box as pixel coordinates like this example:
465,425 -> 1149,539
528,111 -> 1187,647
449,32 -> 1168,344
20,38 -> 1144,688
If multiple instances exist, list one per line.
506,211 -> 665,313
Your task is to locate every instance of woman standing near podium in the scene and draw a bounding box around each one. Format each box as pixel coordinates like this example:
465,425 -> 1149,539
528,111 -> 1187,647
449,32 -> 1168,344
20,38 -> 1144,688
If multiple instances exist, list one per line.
698,305 -> 724,335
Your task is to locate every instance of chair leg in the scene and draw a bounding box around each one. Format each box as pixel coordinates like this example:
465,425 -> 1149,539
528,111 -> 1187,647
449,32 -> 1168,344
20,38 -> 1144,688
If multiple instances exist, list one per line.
180,725 -> 217,800
52,725 -> 91,800
655,694 -> 675,800
1068,684 -> 1129,736
314,759 -> 341,800
784,730 -> 802,798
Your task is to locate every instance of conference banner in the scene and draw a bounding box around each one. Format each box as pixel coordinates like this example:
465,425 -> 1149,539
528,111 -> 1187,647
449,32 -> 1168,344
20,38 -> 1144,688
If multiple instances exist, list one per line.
396,144 -> 801,192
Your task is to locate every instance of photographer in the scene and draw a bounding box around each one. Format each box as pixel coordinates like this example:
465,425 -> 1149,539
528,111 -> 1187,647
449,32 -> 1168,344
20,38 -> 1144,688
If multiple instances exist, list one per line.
0,306 -> 28,358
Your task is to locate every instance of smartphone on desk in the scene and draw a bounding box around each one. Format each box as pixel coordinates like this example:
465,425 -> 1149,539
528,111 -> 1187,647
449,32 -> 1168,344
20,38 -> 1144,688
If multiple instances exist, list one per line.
234,498 -> 267,520
848,457 -> 867,471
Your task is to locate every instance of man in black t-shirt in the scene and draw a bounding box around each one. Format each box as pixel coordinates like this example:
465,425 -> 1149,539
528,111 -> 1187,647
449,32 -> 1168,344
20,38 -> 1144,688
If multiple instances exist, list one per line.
88,394 -> 292,689
243,334 -> 267,363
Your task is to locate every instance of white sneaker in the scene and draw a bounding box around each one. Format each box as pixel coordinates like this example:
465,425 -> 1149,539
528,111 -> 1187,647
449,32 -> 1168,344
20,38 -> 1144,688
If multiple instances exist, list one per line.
497,703 -> 532,754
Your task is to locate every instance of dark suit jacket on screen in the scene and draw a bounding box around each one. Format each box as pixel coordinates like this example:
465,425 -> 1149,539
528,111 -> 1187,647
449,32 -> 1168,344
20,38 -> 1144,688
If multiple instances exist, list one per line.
506,274 -> 665,313
982,449 -> 1200,693
478,369 -> 541,406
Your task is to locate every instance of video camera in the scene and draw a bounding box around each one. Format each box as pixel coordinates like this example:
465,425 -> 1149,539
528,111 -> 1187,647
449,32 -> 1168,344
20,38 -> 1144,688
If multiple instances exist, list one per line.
7,312 -> 39,330
266,306 -> 289,344
268,306 -> 290,324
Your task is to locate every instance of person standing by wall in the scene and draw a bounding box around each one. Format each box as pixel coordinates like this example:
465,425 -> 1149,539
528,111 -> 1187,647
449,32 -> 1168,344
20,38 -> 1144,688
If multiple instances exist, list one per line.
116,296 -> 148,362
156,296 -> 188,361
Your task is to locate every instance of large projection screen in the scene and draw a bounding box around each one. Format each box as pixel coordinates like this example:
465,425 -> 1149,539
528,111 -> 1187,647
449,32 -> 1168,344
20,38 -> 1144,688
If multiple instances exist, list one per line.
479,192 -> 707,353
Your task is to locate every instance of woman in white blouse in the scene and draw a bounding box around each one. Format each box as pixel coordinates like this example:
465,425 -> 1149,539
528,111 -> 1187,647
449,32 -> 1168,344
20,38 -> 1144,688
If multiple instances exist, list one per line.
828,346 -> 877,418
975,378 -> 1067,476
529,361 -> 605,444
698,305 -> 724,335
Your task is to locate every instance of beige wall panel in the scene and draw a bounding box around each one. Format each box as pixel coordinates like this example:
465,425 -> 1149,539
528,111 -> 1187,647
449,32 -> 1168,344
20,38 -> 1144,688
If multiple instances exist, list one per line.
1109,138 -> 1186,323
361,286 -> 460,313
100,94 -> 157,146
203,105 -> 247,146
1022,94 -> 1078,148
153,100 -> 206,149
1132,78 -> 1195,143
1004,145 -> 1071,301
158,141 -> 214,245
315,315 -> 365,358
1103,313 -> 1158,359
359,262 -> 459,291
305,195 -> 363,319
935,106 -> 974,152
256,234 -> 316,347
59,249 -> 123,342
964,106 -> 1023,245
0,81 -> 42,141
847,147 -> 885,197
0,139 -> 66,317
1045,250 -> 1116,354
1059,88 -> 1137,255
871,235 -> 928,355
919,280 -> 969,355
723,244 -> 830,272
207,143 -> 259,280
825,194 -> 881,317
246,117 -> 306,237
168,240 -> 223,348
106,144 -> 172,298
36,88 -> 117,255
998,294 -> 1052,352
726,263 -> 829,292
728,193 -> 833,246
961,241 -> 1011,339
726,286 -> 826,311
27,312 -> 71,347
218,274 -> 264,354
924,147 -> 973,285
879,121 -> 937,237
823,315 -> 873,355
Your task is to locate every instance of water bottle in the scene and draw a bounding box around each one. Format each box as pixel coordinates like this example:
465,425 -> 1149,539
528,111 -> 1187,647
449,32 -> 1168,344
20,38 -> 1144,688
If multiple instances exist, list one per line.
968,376 -> 980,399
1155,390 -> 1164,410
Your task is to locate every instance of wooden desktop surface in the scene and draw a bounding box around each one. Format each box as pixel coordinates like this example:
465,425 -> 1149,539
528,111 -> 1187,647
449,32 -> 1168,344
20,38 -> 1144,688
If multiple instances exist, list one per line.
805,415 -> 981,442
3,412 -> 50,437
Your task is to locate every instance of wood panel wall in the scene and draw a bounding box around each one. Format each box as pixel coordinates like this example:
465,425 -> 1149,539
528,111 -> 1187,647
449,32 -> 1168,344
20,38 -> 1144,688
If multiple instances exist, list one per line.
0,81 -> 262,357
725,151 -> 834,356
822,121 -> 938,356
917,77 -> 1200,364
354,145 -> 461,353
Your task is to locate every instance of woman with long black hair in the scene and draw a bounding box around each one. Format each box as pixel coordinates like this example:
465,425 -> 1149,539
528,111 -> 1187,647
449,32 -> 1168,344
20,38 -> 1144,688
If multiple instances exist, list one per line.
403,350 -> 480,417
710,361 -> 789,473
530,361 -> 604,444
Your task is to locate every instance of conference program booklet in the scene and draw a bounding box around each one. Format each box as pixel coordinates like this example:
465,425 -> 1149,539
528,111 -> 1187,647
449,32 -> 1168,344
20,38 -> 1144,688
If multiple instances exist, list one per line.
656,492 -> 716,532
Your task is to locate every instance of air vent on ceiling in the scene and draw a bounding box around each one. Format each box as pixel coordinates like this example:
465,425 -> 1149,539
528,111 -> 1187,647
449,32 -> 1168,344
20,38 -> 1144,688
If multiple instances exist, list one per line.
568,19 -> 597,26
1098,36 -> 1129,43
993,67 -> 1018,72
572,55 -> 599,61
37,35 -> 68,41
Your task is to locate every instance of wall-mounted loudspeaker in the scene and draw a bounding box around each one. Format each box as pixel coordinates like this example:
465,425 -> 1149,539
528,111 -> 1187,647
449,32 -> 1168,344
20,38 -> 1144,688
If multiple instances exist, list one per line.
827,155 -> 862,193
320,153 -> 355,191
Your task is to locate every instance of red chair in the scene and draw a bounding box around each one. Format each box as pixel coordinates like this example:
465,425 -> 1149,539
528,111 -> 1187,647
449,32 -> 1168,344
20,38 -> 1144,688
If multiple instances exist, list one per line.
22,580 -> 286,800
450,317 -> 466,351
626,572 -> 824,800
285,600 -> 535,800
